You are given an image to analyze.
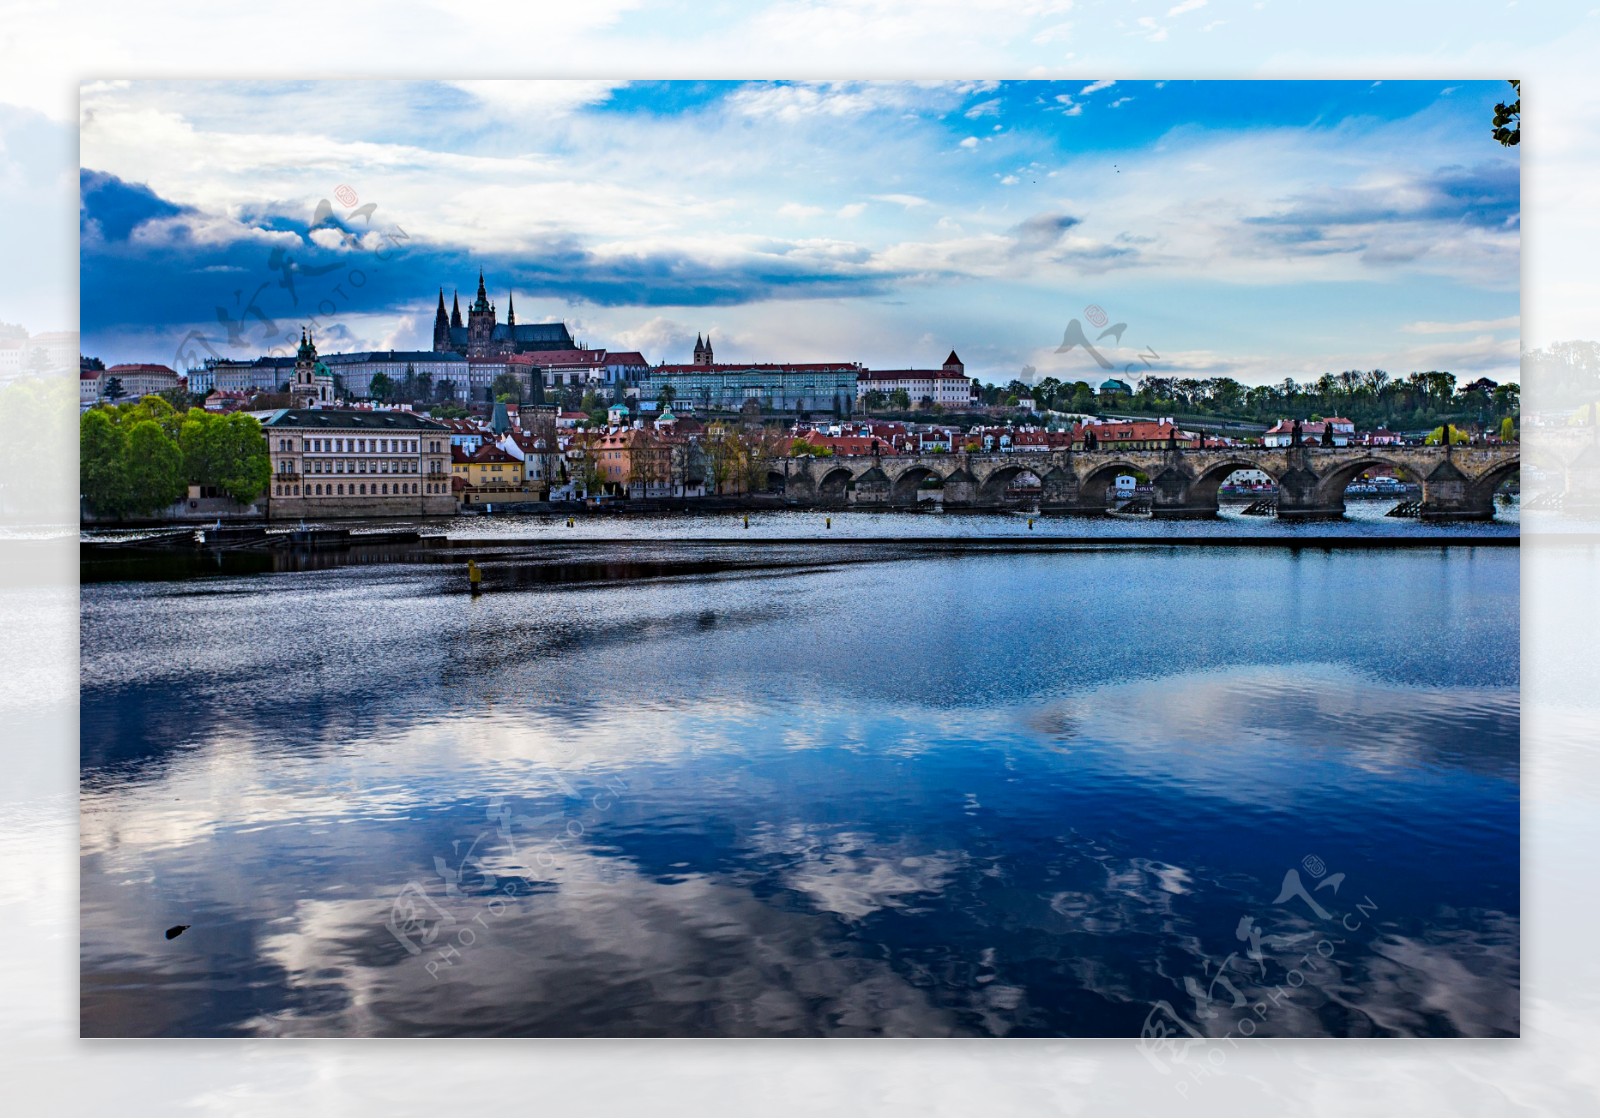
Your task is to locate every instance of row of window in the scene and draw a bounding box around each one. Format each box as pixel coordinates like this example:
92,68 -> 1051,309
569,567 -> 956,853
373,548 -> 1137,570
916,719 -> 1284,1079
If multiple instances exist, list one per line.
274,437 -> 448,454
272,481 -> 451,498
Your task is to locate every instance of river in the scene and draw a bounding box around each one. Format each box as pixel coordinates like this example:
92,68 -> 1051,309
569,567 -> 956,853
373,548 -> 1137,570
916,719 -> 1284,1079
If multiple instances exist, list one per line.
79,516 -> 1519,1037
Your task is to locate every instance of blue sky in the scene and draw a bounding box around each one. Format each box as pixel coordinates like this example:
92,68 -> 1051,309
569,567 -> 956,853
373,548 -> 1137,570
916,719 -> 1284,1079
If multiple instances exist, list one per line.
79,78 -> 1519,386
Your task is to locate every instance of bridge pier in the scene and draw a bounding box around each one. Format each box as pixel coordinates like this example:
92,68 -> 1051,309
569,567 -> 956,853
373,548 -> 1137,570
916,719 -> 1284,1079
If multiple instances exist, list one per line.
1271,458 -> 1341,520
1418,457 -> 1495,520
852,465 -> 891,506
1147,463 -> 1217,519
942,466 -> 979,509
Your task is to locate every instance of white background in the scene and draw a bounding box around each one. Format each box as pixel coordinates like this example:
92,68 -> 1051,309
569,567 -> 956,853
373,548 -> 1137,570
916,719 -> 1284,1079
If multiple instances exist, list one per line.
2,2 -> 1595,1114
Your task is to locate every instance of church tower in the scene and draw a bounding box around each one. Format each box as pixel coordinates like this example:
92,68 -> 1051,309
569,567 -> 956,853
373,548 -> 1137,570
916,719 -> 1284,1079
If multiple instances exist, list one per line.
292,328 -> 332,408
450,290 -> 463,329
507,290 -> 516,328
432,289 -> 450,353
693,332 -> 713,366
468,269 -> 496,358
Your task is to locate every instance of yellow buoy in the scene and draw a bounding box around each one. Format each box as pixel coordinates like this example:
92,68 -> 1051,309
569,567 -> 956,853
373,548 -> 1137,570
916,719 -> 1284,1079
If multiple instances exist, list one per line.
467,559 -> 483,594
1028,518 -> 1034,530
743,515 -> 749,529
826,516 -> 832,529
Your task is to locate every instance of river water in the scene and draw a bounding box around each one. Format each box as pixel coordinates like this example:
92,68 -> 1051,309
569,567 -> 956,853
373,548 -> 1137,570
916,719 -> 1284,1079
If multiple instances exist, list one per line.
79,517 -> 1519,1037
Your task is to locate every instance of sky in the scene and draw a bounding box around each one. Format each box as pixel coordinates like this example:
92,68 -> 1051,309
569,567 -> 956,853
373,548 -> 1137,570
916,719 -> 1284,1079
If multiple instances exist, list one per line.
78,78 -> 1520,387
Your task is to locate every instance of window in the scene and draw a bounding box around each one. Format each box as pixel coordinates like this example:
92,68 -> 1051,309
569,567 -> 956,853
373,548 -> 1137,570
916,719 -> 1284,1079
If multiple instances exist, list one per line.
337,484 -> 344,495
359,483 -> 366,495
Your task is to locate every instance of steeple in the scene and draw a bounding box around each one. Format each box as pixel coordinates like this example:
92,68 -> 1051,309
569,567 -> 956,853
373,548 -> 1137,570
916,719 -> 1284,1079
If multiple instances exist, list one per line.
433,289 -> 452,352
471,268 -> 492,314
450,290 -> 463,329
507,289 -> 515,327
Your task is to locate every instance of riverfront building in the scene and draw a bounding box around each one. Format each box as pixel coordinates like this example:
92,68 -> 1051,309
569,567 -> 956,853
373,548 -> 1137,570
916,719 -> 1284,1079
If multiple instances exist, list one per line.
259,408 -> 456,519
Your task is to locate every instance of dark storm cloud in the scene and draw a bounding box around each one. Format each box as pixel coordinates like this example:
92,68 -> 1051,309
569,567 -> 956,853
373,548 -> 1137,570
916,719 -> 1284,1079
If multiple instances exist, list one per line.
80,171 -> 904,353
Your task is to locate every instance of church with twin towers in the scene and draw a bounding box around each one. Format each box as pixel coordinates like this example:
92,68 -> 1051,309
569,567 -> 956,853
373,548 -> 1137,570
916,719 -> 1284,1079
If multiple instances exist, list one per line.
431,270 -> 579,358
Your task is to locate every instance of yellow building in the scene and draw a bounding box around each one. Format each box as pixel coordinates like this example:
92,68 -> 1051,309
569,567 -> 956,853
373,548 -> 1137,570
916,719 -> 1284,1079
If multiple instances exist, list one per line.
458,442 -> 530,504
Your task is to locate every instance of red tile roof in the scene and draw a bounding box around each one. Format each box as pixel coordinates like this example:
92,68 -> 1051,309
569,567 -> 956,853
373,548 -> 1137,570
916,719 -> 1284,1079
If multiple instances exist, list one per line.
507,349 -> 606,365
468,444 -> 519,465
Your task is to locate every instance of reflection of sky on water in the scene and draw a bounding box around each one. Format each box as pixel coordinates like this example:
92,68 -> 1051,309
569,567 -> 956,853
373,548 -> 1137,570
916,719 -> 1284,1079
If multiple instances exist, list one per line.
80,547 -> 1518,1036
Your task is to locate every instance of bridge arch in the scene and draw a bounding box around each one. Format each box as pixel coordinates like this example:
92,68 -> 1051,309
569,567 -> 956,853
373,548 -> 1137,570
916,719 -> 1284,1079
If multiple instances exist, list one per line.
978,463 -> 1047,504
816,465 -> 853,506
891,464 -> 944,506
1468,456 -> 1521,505
1077,460 -> 1149,508
1312,455 -> 1426,511
1187,459 -> 1279,510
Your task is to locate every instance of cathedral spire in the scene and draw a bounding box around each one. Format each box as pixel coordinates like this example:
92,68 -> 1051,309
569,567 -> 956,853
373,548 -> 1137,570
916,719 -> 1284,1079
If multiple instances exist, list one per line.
507,289 -> 515,327
451,290 -> 462,329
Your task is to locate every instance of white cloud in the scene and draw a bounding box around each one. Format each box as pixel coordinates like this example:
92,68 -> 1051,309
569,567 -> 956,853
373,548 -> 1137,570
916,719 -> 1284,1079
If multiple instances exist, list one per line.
1401,316 -> 1521,334
870,193 -> 931,208
964,97 -> 1002,118
444,80 -> 623,117
778,202 -> 825,219
837,202 -> 868,218
959,136 -> 979,148
1080,79 -> 1116,95
1168,0 -> 1207,15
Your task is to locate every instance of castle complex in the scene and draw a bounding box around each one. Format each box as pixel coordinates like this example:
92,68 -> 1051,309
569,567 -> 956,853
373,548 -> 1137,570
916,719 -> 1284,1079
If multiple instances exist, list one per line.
431,270 -> 577,358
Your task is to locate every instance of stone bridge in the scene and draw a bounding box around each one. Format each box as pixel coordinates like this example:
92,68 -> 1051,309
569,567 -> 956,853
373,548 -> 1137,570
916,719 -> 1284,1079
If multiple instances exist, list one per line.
771,444 -> 1520,520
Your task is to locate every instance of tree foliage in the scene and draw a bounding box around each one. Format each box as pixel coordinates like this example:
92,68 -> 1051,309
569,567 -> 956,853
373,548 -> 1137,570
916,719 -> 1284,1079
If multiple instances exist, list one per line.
179,411 -> 272,504
80,404 -> 270,518
491,371 -> 527,404
1492,79 -> 1520,147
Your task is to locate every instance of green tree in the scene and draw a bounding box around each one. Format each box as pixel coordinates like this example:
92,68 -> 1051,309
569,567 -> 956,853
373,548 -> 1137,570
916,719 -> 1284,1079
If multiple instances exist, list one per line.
179,411 -> 271,504
79,409 -> 130,517
1492,79 -> 1520,147
491,371 -> 527,404
121,394 -> 184,440
1499,416 -> 1516,442
122,420 -> 187,514
156,386 -> 195,412
101,375 -> 126,403
368,371 -> 394,402
889,388 -> 911,411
